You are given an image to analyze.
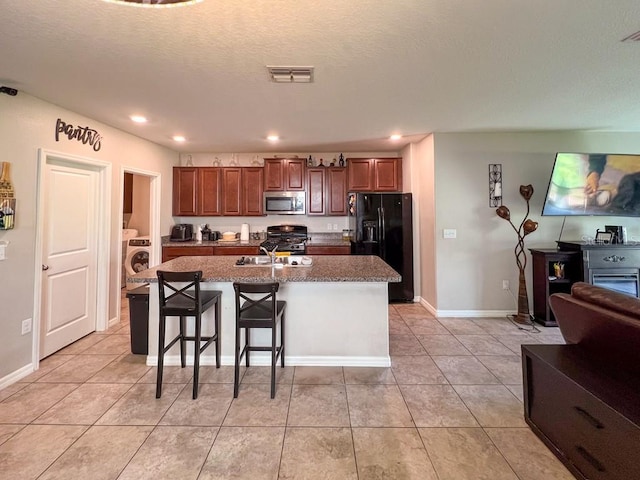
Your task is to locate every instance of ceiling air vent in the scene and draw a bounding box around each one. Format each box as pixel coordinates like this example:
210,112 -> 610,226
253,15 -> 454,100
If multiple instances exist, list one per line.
621,31 -> 640,42
267,66 -> 314,83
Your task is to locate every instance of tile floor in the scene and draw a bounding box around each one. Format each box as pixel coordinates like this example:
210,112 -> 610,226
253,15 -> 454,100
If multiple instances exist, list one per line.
0,295 -> 575,479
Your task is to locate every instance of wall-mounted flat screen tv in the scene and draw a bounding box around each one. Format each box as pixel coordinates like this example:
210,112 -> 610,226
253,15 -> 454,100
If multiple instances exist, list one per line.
542,153 -> 640,216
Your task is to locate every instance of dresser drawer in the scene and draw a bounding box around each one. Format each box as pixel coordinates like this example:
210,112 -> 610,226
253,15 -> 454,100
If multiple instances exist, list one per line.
526,350 -> 640,480
586,248 -> 640,269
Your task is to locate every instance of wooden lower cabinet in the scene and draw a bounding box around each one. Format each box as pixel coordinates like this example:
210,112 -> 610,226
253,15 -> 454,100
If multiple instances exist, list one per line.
212,246 -> 259,256
306,245 -> 350,255
162,246 -> 214,262
162,245 -> 259,262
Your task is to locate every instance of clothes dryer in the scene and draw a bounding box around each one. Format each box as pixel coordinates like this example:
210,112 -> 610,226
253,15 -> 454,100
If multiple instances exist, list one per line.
125,236 -> 151,290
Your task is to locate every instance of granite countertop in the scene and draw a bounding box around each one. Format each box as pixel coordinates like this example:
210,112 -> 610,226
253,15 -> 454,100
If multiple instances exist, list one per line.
131,255 -> 401,284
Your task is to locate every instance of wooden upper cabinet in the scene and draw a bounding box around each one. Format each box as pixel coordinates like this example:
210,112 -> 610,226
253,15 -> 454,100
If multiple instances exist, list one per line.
173,167 -> 221,216
221,167 -> 264,216
173,167 -> 198,216
307,168 -> 326,215
123,172 -> 133,214
307,167 -> 347,216
221,167 -> 242,216
198,168 -> 222,216
326,167 -> 348,215
347,158 -> 401,192
264,158 -> 305,191
373,158 -> 402,191
242,167 -> 264,216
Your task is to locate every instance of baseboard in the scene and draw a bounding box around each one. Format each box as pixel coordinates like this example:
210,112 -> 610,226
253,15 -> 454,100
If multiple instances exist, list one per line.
417,297 -> 514,318
146,354 -> 391,368
0,363 -> 34,390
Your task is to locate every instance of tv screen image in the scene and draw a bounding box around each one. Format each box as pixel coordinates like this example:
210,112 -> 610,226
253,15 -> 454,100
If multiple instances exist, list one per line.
542,153 -> 640,216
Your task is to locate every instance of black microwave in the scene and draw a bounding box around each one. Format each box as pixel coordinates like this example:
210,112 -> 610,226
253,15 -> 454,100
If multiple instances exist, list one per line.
263,191 -> 306,215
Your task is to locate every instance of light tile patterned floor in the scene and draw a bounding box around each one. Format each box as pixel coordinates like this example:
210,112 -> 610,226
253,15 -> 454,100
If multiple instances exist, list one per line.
0,294 -> 575,479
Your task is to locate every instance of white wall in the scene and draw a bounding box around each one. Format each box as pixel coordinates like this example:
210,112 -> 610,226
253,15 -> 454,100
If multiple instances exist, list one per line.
0,92 -> 177,381
431,132 -> 640,315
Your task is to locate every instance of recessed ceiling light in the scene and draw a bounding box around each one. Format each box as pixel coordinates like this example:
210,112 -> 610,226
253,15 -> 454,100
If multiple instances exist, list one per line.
130,115 -> 147,123
102,0 -> 203,8
267,135 -> 280,142
173,135 -> 186,142
390,134 -> 402,141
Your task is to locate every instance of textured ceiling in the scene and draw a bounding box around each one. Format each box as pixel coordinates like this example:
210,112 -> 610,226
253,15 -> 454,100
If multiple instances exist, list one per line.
2,0 -> 640,153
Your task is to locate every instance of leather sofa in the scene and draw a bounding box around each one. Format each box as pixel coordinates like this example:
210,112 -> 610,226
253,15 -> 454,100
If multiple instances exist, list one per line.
549,281 -> 640,372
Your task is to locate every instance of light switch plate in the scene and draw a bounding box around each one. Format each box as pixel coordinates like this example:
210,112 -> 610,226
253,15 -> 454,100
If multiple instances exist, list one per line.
443,229 -> 457,239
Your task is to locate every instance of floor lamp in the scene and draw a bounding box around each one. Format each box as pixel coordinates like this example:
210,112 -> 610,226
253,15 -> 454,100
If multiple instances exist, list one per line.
496,184 -> 538,324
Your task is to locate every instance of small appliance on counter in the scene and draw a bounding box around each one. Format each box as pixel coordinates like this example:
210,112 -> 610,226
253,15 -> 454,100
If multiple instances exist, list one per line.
240,223 -> 250,241
605,225 -> 627,244
170,223 -> 193,242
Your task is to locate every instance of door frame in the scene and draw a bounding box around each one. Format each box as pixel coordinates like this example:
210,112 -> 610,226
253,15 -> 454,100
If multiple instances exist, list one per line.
32,149 -> 112,369
116,166 -> 161,318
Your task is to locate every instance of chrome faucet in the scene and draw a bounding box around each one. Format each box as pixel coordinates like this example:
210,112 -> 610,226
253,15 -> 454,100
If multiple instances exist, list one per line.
260,244 -> 278,264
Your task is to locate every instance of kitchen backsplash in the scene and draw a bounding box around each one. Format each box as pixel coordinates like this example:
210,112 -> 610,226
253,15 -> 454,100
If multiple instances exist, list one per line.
172,215 -> 349,236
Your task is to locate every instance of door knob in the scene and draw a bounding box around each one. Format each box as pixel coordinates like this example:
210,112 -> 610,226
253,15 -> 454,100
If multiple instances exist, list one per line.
42,265 -> 49,271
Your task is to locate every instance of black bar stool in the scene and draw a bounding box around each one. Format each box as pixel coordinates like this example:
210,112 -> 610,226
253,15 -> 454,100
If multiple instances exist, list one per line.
157,270 -> 221,399
233,282 -> 286,398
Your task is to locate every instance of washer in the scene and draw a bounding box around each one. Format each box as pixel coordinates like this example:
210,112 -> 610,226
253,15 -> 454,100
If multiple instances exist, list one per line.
125,236 -> 151,290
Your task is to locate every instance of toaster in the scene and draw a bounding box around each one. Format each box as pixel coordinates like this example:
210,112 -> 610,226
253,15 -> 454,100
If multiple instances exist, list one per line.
170,224 -> 193,242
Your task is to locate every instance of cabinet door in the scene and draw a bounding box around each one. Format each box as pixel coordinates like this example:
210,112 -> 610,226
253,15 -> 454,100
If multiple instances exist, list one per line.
263,159 -> 285,191
242,167 -> 264,216
198,167 -> 221,216
307,168 -> 326,215
221,168 -> 242,216
373,158 -> 401,191
306,245 -> 350,255
286,158 -> 306,190
347,159 -> 373,191
173,167 -> 198,216
326,167 -> 347,215
123,172 -> 133,214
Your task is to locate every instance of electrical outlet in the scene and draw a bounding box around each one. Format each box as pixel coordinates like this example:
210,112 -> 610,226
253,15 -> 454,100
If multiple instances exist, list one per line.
443,229 -> 456,239
21,318 -> 32,335
327,223 -> 332,230
333,223 -> 338,230
502,280 -> 510,290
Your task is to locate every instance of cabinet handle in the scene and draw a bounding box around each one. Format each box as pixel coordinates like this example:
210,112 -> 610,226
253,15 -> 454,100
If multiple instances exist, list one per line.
603,255 -> 625,263
575,445 -> 606,472
574,406 -> 604,429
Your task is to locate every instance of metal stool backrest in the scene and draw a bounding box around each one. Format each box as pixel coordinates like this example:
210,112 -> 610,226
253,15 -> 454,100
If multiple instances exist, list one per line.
234,282 -> 280,321
157,270 -> 205,316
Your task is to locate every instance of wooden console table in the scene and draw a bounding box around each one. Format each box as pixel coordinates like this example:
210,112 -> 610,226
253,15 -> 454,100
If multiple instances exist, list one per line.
523,344 -> 640,480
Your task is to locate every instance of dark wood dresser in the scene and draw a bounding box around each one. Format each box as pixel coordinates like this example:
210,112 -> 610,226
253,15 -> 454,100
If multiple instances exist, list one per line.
522,344 -> 640,480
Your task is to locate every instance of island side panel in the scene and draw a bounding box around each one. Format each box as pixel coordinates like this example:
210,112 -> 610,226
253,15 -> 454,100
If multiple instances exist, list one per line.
146,281 -> 390,367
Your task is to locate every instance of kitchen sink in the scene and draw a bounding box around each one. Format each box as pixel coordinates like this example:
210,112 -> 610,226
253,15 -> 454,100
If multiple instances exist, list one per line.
235,256 -> 312,267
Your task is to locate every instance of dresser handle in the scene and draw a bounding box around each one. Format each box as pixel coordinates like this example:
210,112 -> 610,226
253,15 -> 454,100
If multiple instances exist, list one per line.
576,445 -> 606,472
574,406 -> 604,429
603,255 -> 625,263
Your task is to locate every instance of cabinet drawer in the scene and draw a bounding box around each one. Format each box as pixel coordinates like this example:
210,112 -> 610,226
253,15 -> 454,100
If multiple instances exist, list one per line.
527,354 -> 640,480
586,248 -> 640,269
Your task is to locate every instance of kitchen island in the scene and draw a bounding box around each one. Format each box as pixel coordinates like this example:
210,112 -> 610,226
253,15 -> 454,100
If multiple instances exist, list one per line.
130,255 -> 401,367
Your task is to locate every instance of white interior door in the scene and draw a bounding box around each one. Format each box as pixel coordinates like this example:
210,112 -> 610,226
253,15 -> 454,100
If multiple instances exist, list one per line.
40,162 -> 99,358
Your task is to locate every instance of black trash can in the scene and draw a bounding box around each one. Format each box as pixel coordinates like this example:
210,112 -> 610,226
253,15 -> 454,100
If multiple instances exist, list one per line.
126,285 -> 149,355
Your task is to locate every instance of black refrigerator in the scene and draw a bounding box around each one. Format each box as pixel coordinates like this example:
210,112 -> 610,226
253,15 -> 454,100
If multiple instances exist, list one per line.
348,192 -> 414,302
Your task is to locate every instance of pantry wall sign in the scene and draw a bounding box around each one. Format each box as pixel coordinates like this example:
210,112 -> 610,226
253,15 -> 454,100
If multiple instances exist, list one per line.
55,118 -> 102,152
